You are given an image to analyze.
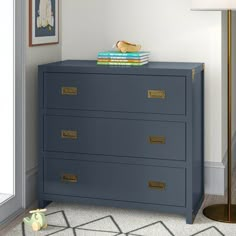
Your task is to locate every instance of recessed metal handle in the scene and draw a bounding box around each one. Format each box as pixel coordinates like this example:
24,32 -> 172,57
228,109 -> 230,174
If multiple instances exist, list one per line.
147,90 -> 166,99
149,136 -> 166,144
148,181 -> 166,190
61,174 -> 78,183
61,87 -> 78,96
61,130 -> 78,139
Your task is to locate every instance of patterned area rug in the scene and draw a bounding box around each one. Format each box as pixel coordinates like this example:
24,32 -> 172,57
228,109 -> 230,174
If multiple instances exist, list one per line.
5,202 -> 236,236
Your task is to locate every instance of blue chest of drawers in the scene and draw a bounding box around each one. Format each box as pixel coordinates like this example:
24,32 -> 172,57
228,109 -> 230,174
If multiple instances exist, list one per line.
38,60 -> 204,224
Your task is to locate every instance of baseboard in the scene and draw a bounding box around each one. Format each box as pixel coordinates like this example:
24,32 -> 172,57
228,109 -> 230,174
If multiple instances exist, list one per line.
204,158 -> 226,195
205,131 -> 236,195
0,207 -> 24,231
25,166 -> 38,208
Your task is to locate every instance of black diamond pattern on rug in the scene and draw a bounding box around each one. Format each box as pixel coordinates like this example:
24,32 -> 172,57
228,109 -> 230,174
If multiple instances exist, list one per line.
126,221 -> 175,236
190,226 -> 224,236
20,210 -> 225,236
74,215 -> 121,236
46,210 -> 70,228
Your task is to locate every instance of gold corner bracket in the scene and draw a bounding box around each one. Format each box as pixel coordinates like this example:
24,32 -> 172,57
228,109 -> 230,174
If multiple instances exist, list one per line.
192,69 -> 195,81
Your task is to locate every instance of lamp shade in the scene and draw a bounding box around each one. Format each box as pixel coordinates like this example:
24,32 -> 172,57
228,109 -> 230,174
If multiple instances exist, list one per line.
191,0 -> 236,10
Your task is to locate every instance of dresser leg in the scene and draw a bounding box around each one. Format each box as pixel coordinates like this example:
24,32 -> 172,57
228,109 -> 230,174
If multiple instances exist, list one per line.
186,212 -> 194,224
39,200 -> 51,208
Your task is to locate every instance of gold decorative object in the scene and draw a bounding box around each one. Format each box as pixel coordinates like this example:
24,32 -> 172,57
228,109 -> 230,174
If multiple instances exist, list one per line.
116,41 -> 141,53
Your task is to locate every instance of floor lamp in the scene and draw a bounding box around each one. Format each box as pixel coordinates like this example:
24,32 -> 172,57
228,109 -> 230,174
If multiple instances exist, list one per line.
192,0 -> 236,223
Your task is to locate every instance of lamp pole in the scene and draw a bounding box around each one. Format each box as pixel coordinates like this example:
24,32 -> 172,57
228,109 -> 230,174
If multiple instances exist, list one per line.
227,9 -> 232,221
203,10 -> 236,223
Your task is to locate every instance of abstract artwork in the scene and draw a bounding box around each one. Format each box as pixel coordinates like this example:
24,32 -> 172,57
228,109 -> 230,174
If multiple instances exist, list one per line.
29,0 -> 59,46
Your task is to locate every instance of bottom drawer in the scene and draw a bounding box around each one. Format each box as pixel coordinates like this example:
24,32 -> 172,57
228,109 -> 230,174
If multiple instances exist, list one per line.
44,158 -> 186,207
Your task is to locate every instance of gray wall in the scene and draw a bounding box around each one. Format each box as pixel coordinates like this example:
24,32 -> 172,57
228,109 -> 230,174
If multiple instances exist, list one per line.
25,0 -> 62,207
61,0 -> 223,165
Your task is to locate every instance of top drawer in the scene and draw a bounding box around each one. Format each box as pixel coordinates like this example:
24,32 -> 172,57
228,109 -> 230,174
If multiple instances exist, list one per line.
43,73 -> 186,115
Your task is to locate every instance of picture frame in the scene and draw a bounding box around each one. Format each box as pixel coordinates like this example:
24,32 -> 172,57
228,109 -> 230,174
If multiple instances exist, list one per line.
29,0 -> 59,46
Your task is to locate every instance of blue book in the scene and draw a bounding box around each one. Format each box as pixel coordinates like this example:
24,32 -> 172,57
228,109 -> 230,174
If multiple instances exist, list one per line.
98,51 -> 150,57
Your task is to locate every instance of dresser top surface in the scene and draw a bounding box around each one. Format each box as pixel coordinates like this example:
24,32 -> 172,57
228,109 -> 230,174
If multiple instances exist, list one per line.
39,60 -> 204,76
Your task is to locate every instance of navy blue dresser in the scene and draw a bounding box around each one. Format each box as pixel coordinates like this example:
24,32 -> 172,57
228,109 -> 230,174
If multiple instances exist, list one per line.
38,60 -> 204,224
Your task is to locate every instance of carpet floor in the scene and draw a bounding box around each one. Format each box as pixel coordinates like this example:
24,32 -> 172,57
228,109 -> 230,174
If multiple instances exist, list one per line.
4,200 -> 236,236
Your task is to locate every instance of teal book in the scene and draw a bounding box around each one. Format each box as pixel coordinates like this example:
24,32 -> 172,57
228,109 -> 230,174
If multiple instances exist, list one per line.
97,61 -> 149,66
98,51 -> 150,57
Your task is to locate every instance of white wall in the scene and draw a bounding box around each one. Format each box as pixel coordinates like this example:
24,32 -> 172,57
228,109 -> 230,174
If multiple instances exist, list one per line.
25,0 -> 62,207
61,0 -> 223,163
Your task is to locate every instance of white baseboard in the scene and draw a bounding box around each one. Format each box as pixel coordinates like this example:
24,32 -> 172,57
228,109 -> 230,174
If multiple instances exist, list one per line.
204,156 -> 226,195
205,132 -> 236,195
25,166 -> 38,208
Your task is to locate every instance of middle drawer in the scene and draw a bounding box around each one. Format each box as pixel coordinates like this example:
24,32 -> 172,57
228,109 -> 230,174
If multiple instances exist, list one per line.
44,116 -> 185,161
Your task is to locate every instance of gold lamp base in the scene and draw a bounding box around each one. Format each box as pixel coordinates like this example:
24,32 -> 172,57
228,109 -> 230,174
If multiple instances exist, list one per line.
203,204 -> 236,223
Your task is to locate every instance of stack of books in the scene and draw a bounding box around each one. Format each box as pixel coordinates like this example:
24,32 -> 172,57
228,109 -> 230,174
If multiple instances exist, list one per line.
97,51 -> 150,66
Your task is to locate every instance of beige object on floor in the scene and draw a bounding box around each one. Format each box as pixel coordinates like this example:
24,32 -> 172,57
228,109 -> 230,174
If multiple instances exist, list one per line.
116,41 -> 141,53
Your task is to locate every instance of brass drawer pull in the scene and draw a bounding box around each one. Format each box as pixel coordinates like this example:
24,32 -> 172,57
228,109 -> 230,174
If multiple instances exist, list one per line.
61,174 -> 78,183
61,130 -> 78,139
61,87 -> 78,96
149,136 -> 166,144
148,181 -> 166,190
147,90 -> 166,99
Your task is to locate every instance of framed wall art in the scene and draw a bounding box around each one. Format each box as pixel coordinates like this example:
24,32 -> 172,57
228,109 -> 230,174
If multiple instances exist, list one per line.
29,0 -> 59,46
